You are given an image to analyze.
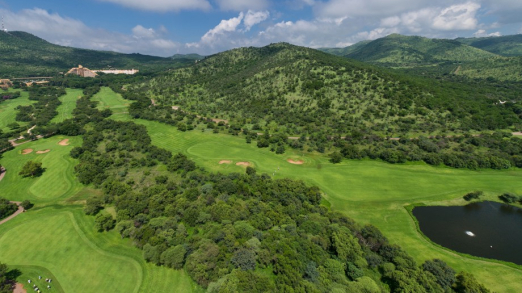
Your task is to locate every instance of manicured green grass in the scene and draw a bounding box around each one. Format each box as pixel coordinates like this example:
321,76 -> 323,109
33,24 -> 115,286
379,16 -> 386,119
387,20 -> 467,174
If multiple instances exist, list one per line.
0,207 -> 141,293
0,136 -> 84,203
0,133 -> 203,292
0,89 -> 32,133
92,87 -> 130,118
51,89 -> 83,123
127,117 -> 522,292
12,265 -> 65,293
2,87 -> 521,292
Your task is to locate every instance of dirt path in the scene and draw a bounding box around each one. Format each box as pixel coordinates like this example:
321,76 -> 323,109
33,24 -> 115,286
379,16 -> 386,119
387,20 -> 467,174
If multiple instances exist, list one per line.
0,201 -> 24,226
454,65 -> 461,74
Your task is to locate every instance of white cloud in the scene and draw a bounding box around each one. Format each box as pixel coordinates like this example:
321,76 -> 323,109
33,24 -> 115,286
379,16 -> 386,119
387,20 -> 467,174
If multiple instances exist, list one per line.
432,2 -> 480,31
200,12 -> 245,44
243,10 -> 270,31
97,0 -> 211,12
472,29 -> 501,37
215,0 -> 270,11
381,16 -> 401,28
132,25 -> 159,39
0,8 -> 181,56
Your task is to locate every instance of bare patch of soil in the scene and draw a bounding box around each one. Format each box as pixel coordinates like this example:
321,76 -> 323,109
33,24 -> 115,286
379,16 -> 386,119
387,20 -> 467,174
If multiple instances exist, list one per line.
219,160 -> 232,164
58,139 -> 69,146
236,162 -> 251,167
13,283 -> 27,293
287,159 -> 304,165
22,149 -> 33,155
36,149 -> 51,154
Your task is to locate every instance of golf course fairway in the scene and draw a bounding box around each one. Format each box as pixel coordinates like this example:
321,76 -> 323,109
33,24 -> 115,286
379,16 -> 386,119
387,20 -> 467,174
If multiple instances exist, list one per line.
1,87 -> 521,292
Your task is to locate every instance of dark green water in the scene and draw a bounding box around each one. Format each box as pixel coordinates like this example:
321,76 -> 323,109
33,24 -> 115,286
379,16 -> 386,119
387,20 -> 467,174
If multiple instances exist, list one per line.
413,201 -> 522,265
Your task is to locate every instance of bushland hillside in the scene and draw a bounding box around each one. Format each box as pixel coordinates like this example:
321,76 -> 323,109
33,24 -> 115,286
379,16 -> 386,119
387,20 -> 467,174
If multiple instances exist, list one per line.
0,31 -> 190,77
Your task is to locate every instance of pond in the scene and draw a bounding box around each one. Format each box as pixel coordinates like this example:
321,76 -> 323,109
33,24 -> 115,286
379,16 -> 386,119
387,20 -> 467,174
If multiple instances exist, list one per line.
412,201 -> 522,265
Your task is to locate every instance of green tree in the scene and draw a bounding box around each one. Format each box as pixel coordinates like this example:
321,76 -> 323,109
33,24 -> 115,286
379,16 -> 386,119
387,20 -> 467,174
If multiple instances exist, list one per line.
18,161 -> 44,177
0,262 -> 14,293
329,151 -> 343,164
453,271 -> 490,293
94,213 -> 115,232
160,245 -> 187,269
20,200 -> 32,210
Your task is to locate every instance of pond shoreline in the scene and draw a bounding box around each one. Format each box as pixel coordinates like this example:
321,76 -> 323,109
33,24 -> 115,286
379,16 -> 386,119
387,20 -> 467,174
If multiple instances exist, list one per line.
405,202 -> 522,271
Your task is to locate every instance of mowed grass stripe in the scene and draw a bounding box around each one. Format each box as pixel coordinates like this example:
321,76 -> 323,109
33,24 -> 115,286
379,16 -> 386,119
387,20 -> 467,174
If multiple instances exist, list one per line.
0,136 -> 84,202
0,209 -> 141,293
51,89 -> 83,123
92,87 -> 130,115
14,86 -> 516,292
0,89 -> 33,132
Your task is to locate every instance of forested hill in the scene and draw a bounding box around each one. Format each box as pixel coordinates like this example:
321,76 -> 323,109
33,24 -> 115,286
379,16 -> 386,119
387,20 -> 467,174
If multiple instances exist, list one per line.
320,34 -> 522,82
456,34 -> 522,56
146,42 -> 519,137
321,34 -> 496,66
0,31 -> 189,77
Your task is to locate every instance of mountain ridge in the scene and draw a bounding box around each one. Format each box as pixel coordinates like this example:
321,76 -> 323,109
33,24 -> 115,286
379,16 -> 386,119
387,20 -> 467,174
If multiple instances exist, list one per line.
0,31 -> 190,77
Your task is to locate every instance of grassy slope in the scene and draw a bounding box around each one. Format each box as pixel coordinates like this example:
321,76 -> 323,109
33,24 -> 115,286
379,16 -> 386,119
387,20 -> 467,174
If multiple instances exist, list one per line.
0,89 -> 33,132
51,89 -> 83,123
345,34 -> 496,65
0,136 -> 201,292
456,34 -> 522,56
104,87 -> 522,292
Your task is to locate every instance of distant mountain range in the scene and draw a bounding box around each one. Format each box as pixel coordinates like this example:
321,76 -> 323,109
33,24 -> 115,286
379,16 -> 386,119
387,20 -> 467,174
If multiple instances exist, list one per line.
170,53 -> 205,60
0,31 -> 191,77
320,34 -> 522,81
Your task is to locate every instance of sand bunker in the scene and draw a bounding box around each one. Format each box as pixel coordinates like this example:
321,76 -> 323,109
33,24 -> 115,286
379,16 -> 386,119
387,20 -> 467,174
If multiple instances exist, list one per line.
22,149 -> 33,155
58,139 -> 70,146
36,149 -> 51,154
236,162 -> 251,167
287,159 -> 304,165
219,160 -> 233,164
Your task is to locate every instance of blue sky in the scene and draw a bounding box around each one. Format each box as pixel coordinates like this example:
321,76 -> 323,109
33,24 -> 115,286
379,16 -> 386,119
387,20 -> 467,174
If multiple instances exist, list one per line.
1,0 -> 522,56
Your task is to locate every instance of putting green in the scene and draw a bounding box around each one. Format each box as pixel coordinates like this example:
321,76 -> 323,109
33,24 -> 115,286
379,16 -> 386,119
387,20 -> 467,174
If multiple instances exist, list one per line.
51,89 -> 83,123
0,89 -> 33,133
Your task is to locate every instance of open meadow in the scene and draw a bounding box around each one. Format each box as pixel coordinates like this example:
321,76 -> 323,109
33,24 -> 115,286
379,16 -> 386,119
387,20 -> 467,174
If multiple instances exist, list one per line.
1,87 -> 521,292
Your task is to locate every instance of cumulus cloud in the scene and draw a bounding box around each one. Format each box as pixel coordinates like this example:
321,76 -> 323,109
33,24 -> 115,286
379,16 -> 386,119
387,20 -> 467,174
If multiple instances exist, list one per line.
473,29 -> 501,37
432,2 -> 480,31
0,8 -> 180,56
215,0 -> 270,11
132,25 -> 159,39
96,0 -> 211,12
200,12 -> 245,44
243,10 -> 270,31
